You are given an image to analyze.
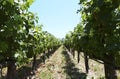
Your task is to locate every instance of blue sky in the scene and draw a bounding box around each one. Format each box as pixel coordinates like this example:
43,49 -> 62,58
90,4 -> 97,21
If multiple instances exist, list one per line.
29,0 -> 80,38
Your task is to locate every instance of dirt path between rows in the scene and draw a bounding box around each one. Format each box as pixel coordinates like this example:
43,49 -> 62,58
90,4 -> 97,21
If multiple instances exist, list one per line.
35,46 -> 86,79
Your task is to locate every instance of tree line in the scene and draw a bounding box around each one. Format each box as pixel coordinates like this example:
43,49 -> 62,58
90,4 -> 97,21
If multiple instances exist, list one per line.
64,0 -> 120,79
0,0 -> 61,79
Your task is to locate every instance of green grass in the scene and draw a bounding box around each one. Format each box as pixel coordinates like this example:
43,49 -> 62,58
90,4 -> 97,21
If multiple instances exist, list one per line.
37,46 -> 66,79
39,72 -> 53,79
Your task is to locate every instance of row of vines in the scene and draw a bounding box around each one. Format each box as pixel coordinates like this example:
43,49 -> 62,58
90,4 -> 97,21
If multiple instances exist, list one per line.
64,0 -> 120,79
0,0 -> 61,79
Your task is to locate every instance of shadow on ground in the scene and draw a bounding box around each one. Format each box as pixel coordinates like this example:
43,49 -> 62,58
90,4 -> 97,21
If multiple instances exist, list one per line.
16,49 -> 57,79
17,66 -> 32,79
62,50 -> 87,79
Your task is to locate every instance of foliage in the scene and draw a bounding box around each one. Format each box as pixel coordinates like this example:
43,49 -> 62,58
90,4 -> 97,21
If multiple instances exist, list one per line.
64,0 -> 120,78
0,1 -> 61,79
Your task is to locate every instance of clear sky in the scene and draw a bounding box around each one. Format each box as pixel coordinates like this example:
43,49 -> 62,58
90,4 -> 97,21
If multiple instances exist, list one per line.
29,0 -> 80,38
